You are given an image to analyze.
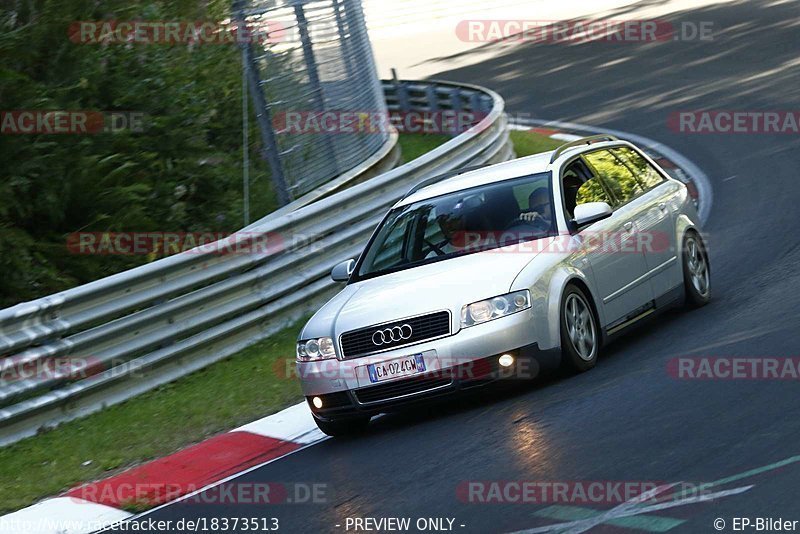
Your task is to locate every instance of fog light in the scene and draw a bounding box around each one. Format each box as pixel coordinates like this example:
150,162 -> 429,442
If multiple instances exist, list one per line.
498,354 -> 515,368
312,396 -> 323,409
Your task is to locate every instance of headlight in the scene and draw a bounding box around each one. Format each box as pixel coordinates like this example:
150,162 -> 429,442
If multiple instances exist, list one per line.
296,337 -> 336,361
461,290 -> 531,327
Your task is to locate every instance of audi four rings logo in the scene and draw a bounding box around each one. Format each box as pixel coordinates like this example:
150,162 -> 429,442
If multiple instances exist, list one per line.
372,324 -> 413,345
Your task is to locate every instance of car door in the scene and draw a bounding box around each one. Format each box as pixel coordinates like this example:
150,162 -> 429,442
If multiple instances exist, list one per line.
579,149 -> 655,328
611,147 -> 683,301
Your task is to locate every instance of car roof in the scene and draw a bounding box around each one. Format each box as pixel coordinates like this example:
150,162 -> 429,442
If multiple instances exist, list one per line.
395,139 -> 629,208
396,151 -> 553,207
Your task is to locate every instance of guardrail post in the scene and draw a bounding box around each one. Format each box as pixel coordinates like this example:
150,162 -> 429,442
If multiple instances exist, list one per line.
426,85 -> 439,112
469,92 -> 481,113
448,87 -> 463,137
391,69 -> 411,113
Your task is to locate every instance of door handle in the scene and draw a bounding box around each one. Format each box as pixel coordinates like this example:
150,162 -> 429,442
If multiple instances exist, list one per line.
624,221 -> 634,232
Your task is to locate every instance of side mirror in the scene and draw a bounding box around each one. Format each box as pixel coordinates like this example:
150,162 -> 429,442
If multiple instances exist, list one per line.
331,259 -> 356,282
573,202 -> 613,227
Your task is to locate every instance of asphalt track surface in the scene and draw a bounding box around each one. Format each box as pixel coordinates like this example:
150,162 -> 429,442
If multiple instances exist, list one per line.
107,1 -> 800,532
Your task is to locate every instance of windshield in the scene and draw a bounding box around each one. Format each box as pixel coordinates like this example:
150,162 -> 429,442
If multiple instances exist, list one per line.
355,172 -> 554,279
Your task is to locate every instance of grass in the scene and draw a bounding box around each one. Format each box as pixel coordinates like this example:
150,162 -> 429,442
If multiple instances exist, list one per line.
0,126 -> 565,514
398,129 -> 562,163
509,129 -> 564,156
0,323 -> 303,514
397,133 -> 450,161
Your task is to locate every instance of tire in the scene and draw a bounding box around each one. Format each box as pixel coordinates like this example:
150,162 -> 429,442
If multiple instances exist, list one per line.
314,415 -> 371,437
682,232 -> 711,308
559,284 -> 600,373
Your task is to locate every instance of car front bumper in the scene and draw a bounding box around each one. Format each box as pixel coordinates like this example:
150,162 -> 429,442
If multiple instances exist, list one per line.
296,311 -> 561,420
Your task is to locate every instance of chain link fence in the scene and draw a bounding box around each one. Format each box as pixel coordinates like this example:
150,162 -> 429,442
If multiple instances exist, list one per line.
235,0 -> 390,204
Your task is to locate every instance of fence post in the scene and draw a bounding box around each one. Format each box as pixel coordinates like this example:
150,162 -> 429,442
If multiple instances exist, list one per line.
233,0 -> 292,206
294,1 -> 340,176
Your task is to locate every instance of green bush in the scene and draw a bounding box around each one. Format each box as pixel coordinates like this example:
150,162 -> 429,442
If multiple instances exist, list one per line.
0,0 -> 276,307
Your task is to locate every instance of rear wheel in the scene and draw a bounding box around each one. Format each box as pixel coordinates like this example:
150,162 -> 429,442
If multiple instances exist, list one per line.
559,285 -> 599,373
314,415 -> 370,437
682,232 -> 711,308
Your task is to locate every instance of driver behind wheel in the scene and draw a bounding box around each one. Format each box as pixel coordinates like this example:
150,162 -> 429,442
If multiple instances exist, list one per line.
425,199 -> 468,258
519,187 -> 552,225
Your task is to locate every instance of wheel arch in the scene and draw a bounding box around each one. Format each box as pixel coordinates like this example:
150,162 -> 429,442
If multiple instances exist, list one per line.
675,213 -> 704,262
541,268 -> 606,350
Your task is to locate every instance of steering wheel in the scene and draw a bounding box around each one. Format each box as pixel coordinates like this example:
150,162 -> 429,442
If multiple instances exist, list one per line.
503,215 -> 550,234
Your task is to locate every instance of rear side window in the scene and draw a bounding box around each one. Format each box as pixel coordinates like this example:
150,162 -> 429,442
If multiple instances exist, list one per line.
583,149 -> 644,206
612,147 -> 665,189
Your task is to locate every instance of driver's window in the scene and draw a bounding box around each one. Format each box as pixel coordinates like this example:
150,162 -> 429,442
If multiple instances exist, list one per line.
562,160 -> 612,220
576,177 -> 613,206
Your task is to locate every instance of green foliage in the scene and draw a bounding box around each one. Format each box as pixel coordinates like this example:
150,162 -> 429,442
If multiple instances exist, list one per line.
0,0 -> 277,307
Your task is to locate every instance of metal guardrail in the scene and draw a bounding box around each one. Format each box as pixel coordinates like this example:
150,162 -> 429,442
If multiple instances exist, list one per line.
0,79 -> 513,446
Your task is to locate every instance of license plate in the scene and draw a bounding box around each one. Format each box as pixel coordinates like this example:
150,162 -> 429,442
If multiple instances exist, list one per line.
367,354 -> 426,383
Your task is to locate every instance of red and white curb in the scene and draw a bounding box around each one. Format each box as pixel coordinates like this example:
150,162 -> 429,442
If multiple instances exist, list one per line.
0,402 -> 323,534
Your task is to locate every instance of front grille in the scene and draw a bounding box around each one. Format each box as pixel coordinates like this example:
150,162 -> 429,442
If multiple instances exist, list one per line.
340,311 -> 450,359
354,375 -> 452,404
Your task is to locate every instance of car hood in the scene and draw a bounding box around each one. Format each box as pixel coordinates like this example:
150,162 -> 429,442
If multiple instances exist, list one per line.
301,238 -> 553,339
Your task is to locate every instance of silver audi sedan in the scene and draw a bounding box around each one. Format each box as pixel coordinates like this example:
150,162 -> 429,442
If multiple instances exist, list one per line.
297,135 -> 711,436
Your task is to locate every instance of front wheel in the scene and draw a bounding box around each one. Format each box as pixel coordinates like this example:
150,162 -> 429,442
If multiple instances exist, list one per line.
682,232 -> 711,308
559,285 -> 599,373
314,415 -> 370,437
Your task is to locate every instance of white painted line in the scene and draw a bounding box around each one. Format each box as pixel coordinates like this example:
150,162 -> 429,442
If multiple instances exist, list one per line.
512,484 -> 753,533
511,118 -> 714,224
0,497 -> 131,534
233,401 -> 326,445
550,133 -> 583,142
